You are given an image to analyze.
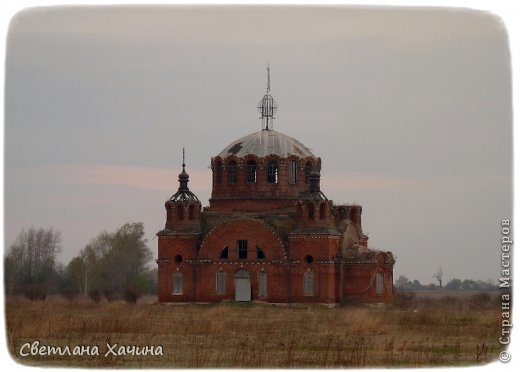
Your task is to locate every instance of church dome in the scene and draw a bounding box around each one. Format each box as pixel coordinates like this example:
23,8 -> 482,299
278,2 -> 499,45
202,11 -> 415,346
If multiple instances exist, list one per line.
209,66 -> 323,209
217,129 -> 315,159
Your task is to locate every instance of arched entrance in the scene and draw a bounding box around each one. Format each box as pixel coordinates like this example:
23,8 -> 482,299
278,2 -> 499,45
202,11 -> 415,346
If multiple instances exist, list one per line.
234,269 -> 251,302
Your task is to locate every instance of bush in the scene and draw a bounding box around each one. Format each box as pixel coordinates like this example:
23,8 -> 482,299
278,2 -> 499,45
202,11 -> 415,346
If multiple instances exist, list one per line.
468,292 -> 492,310
23,284 -> 47,301
103,289 -> 115,302
437,295 -> 463,311
88,289 -> 102,303
393,290 -> 416,309
62,287 -> 78,303
125,286 -> 141,304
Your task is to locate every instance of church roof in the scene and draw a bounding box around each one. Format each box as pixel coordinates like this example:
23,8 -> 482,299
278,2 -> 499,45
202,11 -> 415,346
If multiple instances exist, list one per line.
217,129 -> 316,159
169,149 -> 199,203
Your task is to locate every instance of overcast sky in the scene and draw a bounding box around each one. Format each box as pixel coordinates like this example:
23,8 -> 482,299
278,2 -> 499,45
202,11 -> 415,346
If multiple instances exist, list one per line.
4,6 -> 511,284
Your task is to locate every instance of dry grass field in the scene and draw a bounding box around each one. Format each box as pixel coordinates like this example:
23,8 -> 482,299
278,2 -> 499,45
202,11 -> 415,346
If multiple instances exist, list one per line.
5,292 -> 503,368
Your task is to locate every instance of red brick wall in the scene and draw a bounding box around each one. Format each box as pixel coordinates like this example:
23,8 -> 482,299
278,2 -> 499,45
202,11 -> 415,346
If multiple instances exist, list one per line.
191,263 -> 291,303
198,219 -> 287,260
209,155 -> 321,211
208,198 -> 297,213
295,200 -> 335,229
334,205 -> 364,238
157,218 -> 394,304
158,152 -> 395,304
341,263 -> 394,303
288,235 -> 340,263
288,235 -> 340,303
164,201 -> 201,232
157,235 -> 198,302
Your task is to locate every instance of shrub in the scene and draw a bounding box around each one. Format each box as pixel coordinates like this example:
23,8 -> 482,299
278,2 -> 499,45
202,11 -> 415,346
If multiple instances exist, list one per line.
415,295 -> 434,310
103,289 -> 115,302
468,292 -> 492,310
438,295 -> 462,311
88,289 -> 102,303
393,290 -> 416,309
62,287 -> 79,303
23,284 -> 47,301
125,286 -> 141,304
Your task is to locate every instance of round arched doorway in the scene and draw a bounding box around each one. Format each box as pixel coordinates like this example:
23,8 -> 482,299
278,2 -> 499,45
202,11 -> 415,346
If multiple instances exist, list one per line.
234,269 -> 251,302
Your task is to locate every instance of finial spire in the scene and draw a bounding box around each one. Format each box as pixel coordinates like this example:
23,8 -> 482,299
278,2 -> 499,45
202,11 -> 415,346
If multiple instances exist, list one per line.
267,64 -> 270,93
257,64 -> 278,131
169,148 -> 199,203
177,148 -> 189,192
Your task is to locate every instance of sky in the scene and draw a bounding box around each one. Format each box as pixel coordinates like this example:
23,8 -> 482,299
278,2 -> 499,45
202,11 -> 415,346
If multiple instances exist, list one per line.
4,5 -> 512,285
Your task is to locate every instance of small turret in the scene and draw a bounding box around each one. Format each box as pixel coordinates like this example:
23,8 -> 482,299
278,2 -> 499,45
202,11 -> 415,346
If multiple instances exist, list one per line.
299,170 -> 327,201
295,169 -> 335,230
164,149 -> 201,232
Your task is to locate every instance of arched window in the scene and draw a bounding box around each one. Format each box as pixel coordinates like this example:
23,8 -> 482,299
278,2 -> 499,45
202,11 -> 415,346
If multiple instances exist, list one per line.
376,272 -> 384,295
220,246 -> 229,260
216,161 -> 223,184
256,245 -> 266,260
308,204 -> 315,220
319,203 -> 326,220
216,271 -> 226,294
188,204 -> 194,220
304,271 -> 314,296
267,160 -> 278,184
173,272 -> 183,295
258,271 -> 267,297
228,160 -> 237,184
288,160 -> 297,184
246,160 -> 257,183
177,205 -> 184,220
174,255 -> 183,263
304,162 -> 312,184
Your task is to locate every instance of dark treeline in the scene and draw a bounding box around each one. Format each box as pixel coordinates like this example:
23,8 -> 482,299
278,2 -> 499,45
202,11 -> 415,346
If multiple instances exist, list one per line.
394,275 -> 498,291
4,223 -> 156,302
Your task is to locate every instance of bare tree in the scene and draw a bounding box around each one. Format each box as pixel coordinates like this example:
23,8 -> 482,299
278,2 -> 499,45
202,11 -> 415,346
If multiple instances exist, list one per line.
5,227 -> 62,295
433,267 -> 443,289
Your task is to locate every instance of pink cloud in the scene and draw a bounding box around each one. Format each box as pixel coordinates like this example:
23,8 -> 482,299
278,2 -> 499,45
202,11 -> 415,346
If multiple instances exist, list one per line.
40,164 -> 212,194
322,172 -> 504,193
323,174 -> 420,192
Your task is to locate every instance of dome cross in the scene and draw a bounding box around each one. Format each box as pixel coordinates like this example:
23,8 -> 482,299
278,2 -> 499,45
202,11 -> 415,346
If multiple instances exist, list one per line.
257,65 -> 278,130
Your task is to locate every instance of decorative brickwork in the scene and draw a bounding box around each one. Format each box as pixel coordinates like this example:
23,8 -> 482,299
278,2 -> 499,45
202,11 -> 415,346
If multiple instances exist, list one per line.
157,73 -> 394,304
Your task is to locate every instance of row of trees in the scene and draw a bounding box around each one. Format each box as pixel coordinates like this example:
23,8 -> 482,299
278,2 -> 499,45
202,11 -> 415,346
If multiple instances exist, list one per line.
5,227 -> 62,296
395,275 -> 497,291
4,223 -> 156,301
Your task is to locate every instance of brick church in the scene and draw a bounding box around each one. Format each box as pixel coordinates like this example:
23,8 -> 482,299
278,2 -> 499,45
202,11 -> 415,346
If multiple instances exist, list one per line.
156,68 -> 395,304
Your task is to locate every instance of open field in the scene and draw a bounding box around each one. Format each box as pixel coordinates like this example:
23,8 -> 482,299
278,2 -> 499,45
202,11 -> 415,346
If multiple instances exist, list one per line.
5,293 -> 503,368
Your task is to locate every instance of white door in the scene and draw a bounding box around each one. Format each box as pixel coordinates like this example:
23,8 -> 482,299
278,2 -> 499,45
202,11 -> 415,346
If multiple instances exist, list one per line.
234,269 -> 251,302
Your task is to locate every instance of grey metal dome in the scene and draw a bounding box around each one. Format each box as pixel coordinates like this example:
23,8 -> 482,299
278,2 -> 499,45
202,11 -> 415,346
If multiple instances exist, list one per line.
217,129 -> 315,159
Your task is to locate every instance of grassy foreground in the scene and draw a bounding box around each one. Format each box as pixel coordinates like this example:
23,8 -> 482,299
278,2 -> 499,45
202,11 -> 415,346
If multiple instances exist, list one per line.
5,294 -> 503,368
